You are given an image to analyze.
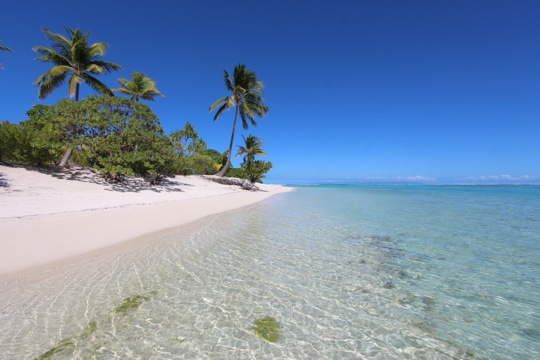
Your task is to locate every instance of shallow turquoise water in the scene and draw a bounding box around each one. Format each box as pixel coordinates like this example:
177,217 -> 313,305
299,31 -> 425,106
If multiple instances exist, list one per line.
1,185 -> 539,359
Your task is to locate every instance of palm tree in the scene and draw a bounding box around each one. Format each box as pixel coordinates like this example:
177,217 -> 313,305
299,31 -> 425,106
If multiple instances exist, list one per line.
236,134 -> 267,164
0,39 -> 13,69
209,64 -> 269,176
33,27 -> 122,101
236,134 -> 272,183
112,72 -> 165,102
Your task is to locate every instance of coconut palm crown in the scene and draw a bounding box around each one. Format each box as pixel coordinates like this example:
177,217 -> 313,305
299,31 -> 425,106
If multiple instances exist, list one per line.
112,72 -> 165,102
33,27 -> 122,101
209,64 -> 269,176
236,134 -> 267,161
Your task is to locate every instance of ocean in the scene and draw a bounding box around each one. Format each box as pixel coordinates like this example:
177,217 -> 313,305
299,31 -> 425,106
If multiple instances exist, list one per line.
1,185 -> 539,359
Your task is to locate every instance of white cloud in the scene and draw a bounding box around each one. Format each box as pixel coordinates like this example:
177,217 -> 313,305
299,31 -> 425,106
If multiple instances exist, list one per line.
465,175 -> 540,183
404,175 -> 437,182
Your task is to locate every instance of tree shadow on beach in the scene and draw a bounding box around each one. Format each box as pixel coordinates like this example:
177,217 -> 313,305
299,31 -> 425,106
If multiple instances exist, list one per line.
0,172 -> 8,188
103,176 -> 186,193
0,162 -> 186,193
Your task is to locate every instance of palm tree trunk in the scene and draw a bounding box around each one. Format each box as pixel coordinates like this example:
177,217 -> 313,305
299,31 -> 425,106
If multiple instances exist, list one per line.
215,106 -> 239,177
75,82 -> 80,102
59,82 -> 80,167
59,147 -> 73,167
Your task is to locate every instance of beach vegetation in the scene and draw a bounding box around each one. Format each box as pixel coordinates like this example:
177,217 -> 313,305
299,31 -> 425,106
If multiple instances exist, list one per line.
253,317 -> 282,343
240,159 -> 273,183
235,134 -> 273,183
209,64 -> 269,177
71,96 -> 174,181
112,71 -> 165,102
170,122 -> 207,158
0,116 -> 63,166
21,96 -> 174,181
33,26 -> 122,166
169,122 -> 217,175
2,30 -> 276,182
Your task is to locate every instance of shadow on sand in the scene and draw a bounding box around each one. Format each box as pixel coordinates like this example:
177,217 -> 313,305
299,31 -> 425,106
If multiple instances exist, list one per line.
0,162 -> 189,193
0,172 -> 8,188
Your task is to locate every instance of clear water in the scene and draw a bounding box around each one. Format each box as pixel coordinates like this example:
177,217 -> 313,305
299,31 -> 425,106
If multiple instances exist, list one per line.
1,185 -> 539,359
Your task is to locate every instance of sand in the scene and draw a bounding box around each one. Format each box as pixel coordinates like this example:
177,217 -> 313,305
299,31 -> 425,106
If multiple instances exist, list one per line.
0,164 -> 292,282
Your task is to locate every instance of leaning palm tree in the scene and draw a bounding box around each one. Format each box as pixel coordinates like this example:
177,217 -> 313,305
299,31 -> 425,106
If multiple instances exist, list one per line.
236,134 -> 267,163
33,27 -> 122,101
209,64 -> 269,176
112,72 -> 165,102
0,39 -> 13,69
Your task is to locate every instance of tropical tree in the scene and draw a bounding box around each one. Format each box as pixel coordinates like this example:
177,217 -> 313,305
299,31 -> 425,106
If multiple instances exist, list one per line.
33,27 -> 122,166
0,39 -> 13,69
236,134 -> 267,164
235,134 -> 272,183
170,122 -> 206,157
112,72 -> 165,102
33,27 -> 122,101
209,64 -> 269,176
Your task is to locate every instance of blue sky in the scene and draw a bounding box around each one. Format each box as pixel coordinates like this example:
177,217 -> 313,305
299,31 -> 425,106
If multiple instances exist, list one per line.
1,0 -> 539,184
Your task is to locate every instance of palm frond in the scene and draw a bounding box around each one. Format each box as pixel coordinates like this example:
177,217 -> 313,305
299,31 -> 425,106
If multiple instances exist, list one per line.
33,65 -> 72,85
33,46 -> 71,66
88,42 -> 107,57
213,103 -> 230,121
82,74 -> 113,96
209,96 -> 231,112
95,60 -> 122,72
0,40 -> 13,53
37,73 -> 67,99
85,63 -> 106,74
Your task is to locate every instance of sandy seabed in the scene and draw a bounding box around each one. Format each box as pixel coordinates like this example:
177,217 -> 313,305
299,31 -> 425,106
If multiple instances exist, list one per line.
0,164 -> 291,283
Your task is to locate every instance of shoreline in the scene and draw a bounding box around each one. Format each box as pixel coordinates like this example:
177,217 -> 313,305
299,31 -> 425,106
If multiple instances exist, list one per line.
0,165 -> 292,284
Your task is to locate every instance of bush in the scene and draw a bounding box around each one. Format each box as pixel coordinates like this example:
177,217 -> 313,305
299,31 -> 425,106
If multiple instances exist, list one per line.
0,120 -> 63,165
243,160 -> 273,183
171,154 -> 217,175
74,96 -> 174,179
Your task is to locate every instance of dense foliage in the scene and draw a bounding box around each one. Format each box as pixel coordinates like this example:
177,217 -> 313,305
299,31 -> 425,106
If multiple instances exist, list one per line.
2,26 -> 275,183
2,97 -> 174,180
1,95 -> 272,183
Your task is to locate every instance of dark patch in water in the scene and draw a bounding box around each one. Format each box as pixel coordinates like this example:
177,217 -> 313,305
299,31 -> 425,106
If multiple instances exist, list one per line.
34,320 -> 97,360
414,320 -> 437,335
421,296 -> 436,312
111,291 -> 157,316
383,281 -> 396,289
520,327 -> 540,341
397,269 -> 408,279
398,295 -> 415,305
253,317 -> 282,343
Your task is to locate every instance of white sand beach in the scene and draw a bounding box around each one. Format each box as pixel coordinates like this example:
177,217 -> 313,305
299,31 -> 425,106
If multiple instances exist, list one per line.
0,165 -> 291,282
